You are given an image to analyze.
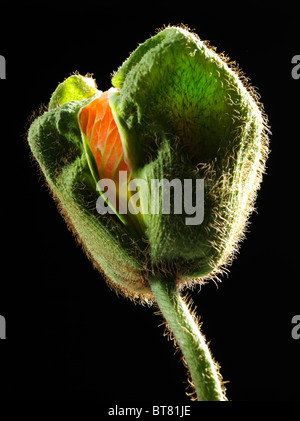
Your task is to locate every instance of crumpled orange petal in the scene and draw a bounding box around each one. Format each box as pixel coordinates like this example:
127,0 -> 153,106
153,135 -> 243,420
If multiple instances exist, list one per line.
79,90 -> 130,184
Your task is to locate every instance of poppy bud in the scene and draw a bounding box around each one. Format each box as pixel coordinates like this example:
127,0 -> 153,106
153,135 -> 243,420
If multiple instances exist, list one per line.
27,26 -> 269,400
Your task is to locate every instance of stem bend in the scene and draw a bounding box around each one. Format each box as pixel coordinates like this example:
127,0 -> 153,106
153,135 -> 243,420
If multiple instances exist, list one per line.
149,277 -> 226,401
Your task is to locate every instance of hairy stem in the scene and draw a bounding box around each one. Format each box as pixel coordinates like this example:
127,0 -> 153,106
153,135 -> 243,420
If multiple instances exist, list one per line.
149,277 -> 226,401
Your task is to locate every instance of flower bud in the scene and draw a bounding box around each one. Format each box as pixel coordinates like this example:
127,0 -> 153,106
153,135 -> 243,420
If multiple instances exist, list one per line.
27,27 -> 269,300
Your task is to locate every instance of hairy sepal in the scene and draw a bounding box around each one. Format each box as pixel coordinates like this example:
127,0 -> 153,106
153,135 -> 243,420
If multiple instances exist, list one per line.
110,26 -> 269,284
28,78 -> 151,300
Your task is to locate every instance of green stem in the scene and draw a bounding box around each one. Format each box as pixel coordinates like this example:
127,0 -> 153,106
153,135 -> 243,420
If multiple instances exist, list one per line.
149,276 -> 226,401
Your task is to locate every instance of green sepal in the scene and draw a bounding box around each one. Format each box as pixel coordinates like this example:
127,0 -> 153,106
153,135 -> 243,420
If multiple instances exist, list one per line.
28,79 -> 151,299
110,26 -> 267,280
49,74 -> 98,110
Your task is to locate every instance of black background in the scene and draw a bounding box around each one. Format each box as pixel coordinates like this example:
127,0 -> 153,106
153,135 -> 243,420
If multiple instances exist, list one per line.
0,1 -> 299,404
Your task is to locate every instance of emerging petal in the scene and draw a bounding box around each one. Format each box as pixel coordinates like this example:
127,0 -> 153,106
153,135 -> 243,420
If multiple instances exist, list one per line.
79,89 -> 130,181
79,89 -> 145,234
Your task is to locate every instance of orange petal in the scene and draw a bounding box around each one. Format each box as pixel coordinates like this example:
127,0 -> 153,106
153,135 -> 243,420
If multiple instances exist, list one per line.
79,89 -> 130,187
